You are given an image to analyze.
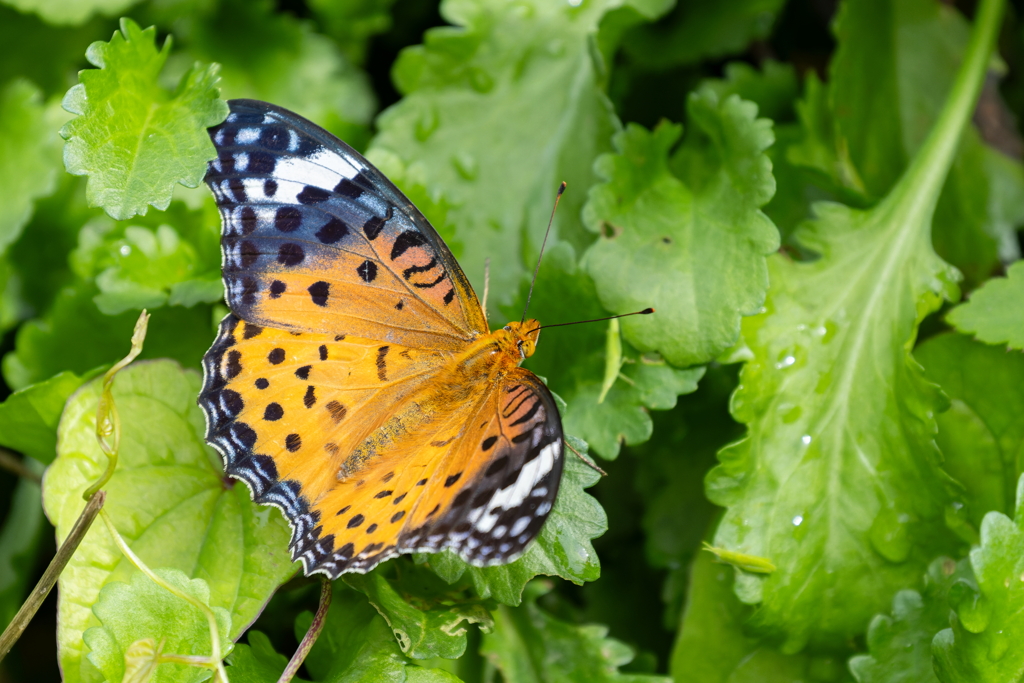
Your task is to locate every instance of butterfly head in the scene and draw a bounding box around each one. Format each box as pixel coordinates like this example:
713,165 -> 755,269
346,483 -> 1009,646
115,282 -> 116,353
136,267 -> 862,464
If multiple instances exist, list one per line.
501,320 -> 541,360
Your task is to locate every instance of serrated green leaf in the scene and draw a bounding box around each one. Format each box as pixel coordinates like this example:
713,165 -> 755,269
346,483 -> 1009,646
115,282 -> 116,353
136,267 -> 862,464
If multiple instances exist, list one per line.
84,569 -> 232,683
299,587 -> 409,683
619,0 -> 786,68
793,0 -> 1024,288
0,370 -> 84,462
75,222 -> 221,315
916,333 -> 1024,525
370,0 -> 638,310
946,260 -> 1024,349
482,580 -> 669,683
0,79 -> 63,255
346,567 -> 492,660
933,475 -> 1024,681
225,631 -> 291,683
704,0 -> 1004,649
849,557 -> 970,683
699,60 -> 799,124
43,360 -> 297,683
423,451 -> 605,606
60,18 -> 228,220
500,242 -> 701,459
2,284 -> 215,391
0,0 -> 138,26
582,89 -> 779,367
0,467 -> 46,628
671,550 -> 853,683
180,0 -> 375,148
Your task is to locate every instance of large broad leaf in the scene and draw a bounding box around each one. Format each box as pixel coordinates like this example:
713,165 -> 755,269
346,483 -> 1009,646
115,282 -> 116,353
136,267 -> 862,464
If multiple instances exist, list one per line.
60,18 -> 228,220
791,0 -> 1024,288
482,580 -> 669,683
43,360 -> 297,683
83,569 -> 232,683
916,333 -> 1024,526
582,89 -> 779,368
933,475 -> 1024,681
670,550 -> 853,683
0,79 -> 63,256
423,449 -> 606,607
704,0 -> 1002,651
849,558 -> 971,683
369,0 -> 667,311
946,259 -> 1024,350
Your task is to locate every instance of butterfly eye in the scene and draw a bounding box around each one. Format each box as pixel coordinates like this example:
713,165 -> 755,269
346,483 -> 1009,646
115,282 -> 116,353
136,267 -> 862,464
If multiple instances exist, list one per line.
503,325 -> 511,331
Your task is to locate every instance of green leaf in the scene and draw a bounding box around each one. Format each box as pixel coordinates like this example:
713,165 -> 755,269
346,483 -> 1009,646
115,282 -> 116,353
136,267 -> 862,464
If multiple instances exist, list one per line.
619,0 -> 786,68
84,569 -> 232,683
345,567 -> 493,660
75,222 -> 221,315
946,259 -> 1024,350
481,580 -> 670,683
797,0 -> 1024,288
671,550 -> 853,683
43,360 -> 297,683
307,0 -> 398,66
916,333 -> 1024,525
849,557 -> 970,683
505,242 -> 702,459
370,0 -> 653,309
933,475 -> 1024,681
0,370 -> 84,463
2,284 -> 215,391
299,587 -> 439,683
699,60 -> 799,124
582,90 -> 779,367
180,0 -> 375,148
0,79 -> 63,256
704,0 -> 1004,650
423,450 -> 606,606
0,0 -> 138,26
225,631 -> 290,683
0,469 -> 46,628
0,6 -> 108,96
60,18 -> 228,220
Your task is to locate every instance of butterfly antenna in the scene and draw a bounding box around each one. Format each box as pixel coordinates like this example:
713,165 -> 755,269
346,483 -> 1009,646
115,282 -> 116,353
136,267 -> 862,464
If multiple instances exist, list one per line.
481,257 -> 491,319
521,182 -> 567,324
536,308 -> 654,332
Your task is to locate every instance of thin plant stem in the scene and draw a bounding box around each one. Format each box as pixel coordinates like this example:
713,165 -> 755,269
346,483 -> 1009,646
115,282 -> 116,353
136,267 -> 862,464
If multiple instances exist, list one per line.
0,490 -> 106,661
277,577 -> 333,683
85,310 -> 149,500
99,509 -> 229,682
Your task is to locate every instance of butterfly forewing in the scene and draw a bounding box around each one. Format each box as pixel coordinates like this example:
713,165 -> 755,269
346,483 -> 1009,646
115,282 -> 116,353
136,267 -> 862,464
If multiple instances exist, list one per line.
205,99 -> 487,350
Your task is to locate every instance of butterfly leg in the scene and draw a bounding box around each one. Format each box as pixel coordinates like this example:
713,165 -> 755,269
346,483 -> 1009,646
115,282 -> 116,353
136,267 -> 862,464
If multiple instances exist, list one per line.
564,439 -> 606,476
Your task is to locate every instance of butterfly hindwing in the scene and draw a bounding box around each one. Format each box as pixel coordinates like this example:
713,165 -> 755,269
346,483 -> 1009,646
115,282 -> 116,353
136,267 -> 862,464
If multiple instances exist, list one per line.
201,314 -> 564,576
205,99 -> 487,350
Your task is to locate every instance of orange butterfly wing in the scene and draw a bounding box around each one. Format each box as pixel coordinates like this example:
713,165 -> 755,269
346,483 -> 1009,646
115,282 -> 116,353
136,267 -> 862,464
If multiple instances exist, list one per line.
200,100 -> 565,577
205,99 -> 486,350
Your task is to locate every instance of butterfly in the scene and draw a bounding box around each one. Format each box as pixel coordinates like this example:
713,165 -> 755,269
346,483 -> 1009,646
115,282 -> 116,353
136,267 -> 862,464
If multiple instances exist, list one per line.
198,99 -> 564,578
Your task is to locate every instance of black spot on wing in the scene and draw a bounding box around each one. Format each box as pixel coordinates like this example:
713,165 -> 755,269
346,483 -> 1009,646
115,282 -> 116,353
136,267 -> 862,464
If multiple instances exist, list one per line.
390,231 -> 427,260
